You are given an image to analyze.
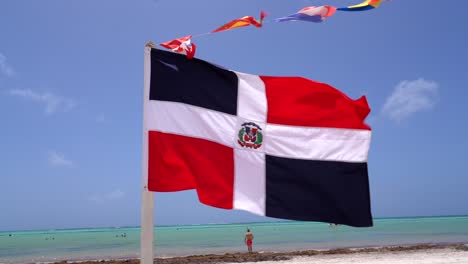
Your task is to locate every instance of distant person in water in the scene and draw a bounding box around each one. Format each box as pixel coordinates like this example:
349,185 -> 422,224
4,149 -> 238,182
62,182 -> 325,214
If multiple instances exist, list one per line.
244,228 -> 254,253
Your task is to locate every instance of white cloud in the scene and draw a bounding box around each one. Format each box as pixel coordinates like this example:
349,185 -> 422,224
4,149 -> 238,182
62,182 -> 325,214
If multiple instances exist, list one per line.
0,53 -> 15,77
8,89 -> 76,114
87,189 -> 125,204
382,78 -> 439,122
48,151 -> 74,167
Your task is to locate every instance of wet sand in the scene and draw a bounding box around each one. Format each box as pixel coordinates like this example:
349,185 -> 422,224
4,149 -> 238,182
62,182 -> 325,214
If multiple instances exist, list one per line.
52,243 -> 468,264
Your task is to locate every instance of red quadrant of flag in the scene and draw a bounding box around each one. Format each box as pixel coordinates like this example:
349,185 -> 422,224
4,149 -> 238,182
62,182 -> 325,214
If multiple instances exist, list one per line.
262,76 -> 371,130
148,131 -> 235,209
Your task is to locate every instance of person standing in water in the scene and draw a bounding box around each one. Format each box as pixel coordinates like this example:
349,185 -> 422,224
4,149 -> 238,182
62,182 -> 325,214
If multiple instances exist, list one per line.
244,228 -> 254,253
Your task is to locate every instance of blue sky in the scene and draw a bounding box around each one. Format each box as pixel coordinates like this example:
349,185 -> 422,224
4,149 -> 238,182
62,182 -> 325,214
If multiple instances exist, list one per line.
1,0 -> 468,231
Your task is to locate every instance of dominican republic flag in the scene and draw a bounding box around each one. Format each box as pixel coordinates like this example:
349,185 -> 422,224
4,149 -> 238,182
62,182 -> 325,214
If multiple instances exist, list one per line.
143,48 -> 373,227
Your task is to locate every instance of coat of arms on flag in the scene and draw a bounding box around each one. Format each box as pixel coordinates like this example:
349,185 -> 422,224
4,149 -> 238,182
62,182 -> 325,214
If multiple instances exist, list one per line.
238,122 -> 263,149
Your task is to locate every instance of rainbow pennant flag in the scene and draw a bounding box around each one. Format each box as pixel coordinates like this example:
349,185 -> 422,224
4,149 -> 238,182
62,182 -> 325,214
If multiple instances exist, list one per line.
337,0 -> 382,11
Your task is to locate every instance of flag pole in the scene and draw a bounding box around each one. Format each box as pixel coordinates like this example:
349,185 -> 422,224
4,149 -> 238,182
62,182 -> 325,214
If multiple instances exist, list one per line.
141,41 -> 155,264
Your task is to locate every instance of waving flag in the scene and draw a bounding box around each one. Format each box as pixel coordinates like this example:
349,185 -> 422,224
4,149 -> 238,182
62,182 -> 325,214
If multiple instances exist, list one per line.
338,0 -> 382,11
212,11 -> 267,33
143,48 -> 373,227
275,6 -> 337,23
160,35 -> 197,59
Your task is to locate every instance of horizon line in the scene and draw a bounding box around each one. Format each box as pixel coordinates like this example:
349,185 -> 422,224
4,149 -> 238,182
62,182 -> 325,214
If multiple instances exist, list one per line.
1,213 -> 467,233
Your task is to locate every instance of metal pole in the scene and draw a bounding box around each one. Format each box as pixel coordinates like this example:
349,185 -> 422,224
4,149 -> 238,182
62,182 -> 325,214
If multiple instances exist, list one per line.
141,41 -> 156,264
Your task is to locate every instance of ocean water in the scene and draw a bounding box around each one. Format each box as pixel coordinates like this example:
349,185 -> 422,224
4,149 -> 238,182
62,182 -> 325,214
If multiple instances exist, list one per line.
1,216 -> 467,263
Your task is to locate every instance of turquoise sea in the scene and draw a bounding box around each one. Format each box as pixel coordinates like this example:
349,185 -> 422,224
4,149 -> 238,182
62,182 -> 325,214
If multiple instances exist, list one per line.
1,216 -> 468,264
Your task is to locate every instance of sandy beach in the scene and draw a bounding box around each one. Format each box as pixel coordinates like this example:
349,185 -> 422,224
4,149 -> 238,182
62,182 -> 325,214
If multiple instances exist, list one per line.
226,248 -> 468,264
50,244 -> 468,264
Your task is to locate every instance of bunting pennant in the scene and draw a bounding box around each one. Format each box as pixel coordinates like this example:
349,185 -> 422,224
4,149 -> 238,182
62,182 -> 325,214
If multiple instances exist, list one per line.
275,6 -> 336,23
159,35 -> 197,59
212,11 -> 267,33
337,0 -> 382,11
158,1 -> 388,57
